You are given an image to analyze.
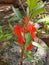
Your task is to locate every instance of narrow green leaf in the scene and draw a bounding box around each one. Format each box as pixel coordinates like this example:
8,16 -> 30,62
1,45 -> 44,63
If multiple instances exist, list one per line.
31,8 -> 46,18
0,26 -> 3,34
47,25 -> 49,30
14,41 -> 20,46
27,0 -> 39,11
12,6 -> 22,20
32,41 -> 48,49
4,34 -> 12,41
0,35 -> 3,39
27,55 -> 33,60
30,0 -> 39,10
0,34 -> 12,41
8,16 -> 19,22
32,2 -> 46,13
38,18 -> 49,23
27,0 -> 30,8
30,2 -> 46,18
24,33 -> 32,50
9,23 -> 14,31
26,7 -> 29,16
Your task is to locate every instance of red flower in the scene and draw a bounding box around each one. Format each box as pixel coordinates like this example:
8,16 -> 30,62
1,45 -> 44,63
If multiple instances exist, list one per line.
23,16 -> 30,24
26,23 -> 36,39
26,43 -> 33,51
14,25 -> 24,37
26,23 -> 36,32
31,33 -> 36,39
17,37 -> 25,45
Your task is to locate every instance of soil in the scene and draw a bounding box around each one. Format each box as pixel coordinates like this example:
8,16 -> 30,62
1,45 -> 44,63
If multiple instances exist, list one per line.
0,38 -> 48,65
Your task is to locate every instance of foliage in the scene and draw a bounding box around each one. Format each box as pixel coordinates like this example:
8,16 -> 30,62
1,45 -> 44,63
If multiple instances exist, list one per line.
1,0 -> 48,65
9,0 -> 46,22
0,26 -> 12,42
27,0 -> 46,18
8,16 -> 19,22
12,6 -> 23,21
13,15 -> 48,65
11,0 -> 48,65
37,15 -> 49,32
24,33 -> 32,50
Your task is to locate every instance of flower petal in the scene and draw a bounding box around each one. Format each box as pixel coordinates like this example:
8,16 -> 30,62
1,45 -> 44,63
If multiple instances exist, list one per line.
17,37 -> 25,45
26,43 -> 33,51
14,25 -> 24,37
23,16 -> 30,24
26,23 -> 36,33
31,33 -> 36,39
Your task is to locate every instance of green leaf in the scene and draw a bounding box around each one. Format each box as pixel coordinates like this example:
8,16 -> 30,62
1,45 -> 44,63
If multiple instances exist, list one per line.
14,41 -> 20,46
32,41 -> 48,49
27,51 -> 32,55
30,0 -> 39,11
0,35 -> 3,39
12,6 -> 22,21
27,51 -> 35,60
8,16 -> 19,22
26,7 -> 29,16
27,0 -> 39,11
31,8 -> 46,18
9,23 -> 14,31
27,54 -> 33,60
47,25 -> 49,30
32,2 -> 46,13
38,18 -> 49,23
24,33 -> 32,50
0,26 -> 3,34
30,2 -> 46,18
0,34 -> 12,41
27,0 -> 30,8
4,34 -> 12,41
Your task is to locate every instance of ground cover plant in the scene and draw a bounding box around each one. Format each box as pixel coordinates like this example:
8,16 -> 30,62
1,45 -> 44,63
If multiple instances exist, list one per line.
9,0 -> 49,65
0,0 -> 49,65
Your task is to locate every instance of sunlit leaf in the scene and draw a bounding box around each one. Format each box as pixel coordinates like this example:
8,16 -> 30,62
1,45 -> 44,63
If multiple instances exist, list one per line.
31,8 -> 46,18
26,7 -> 29,16
32,41 -> 48,49
38,18 -> 49,23
27,0 -> 39,11
32,2 -> 46,13
27,0 -> 30,8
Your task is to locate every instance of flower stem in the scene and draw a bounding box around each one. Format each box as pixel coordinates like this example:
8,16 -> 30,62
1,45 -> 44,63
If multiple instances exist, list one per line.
20,49 -> 24,65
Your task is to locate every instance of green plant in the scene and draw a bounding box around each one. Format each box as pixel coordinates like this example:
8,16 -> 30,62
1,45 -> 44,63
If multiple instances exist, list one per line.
0,26 -> 12,42
27,0 -> 46,18
37,15 -> 49,33
8,0 -> 46,22
13,15 -> 48,65
8,0 -> 48,65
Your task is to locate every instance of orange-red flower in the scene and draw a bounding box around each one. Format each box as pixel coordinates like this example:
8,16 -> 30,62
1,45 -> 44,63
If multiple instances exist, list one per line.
31,33 -> 36,39
26,23 -> 36,39
13,16 -> 36,50
23,16 -> 30,24
17,37 -> 25,45
26,43 -> 33,51
14,25 -> 24,37
26,23 -> 36,32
